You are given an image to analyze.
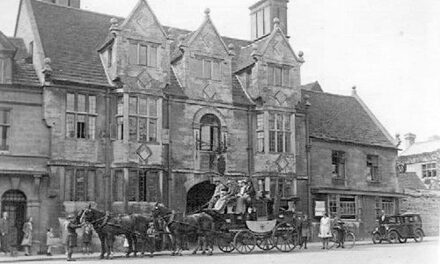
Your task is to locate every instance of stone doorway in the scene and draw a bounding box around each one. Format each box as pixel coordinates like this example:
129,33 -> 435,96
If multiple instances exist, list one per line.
1,190 -> 27,248
186,181 -> 215,214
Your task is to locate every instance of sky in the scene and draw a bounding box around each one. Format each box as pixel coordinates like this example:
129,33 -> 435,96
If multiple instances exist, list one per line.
0,0 -> 439,143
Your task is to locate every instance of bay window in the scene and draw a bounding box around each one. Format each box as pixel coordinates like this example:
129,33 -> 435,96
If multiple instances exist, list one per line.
269,113 -> 291,153
128,96 -> 158,142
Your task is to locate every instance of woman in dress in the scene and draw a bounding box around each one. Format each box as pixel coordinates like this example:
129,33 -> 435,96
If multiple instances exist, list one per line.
21,217 -> 33,256
318,213 -> 332,249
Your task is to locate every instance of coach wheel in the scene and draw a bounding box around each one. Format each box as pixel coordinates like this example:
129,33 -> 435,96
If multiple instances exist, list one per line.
234,230 -> 256,254
345,232 -> 356,249
256,236 -> 275,251
273,222 -> 298,252
217,234 -> 235,253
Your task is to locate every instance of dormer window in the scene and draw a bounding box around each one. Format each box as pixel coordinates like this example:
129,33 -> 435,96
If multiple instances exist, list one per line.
128,41 -> 158,67
194,57 -> 221,81
107,45 -> 113,68
268,64 -> 290,87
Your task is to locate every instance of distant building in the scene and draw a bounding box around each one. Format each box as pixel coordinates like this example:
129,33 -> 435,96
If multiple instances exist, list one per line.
399,134 -> 440,190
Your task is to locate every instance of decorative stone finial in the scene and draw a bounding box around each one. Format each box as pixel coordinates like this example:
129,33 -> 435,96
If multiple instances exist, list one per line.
110,17 -> 120,35
251,43 -> 259,58
304,94 -> 311,108
204,8 -> 211,17
298,51 -> 304,58
273,17 -> 280,28
352,86 -> 357,96
42,57 -> 53,84
228,43 -> 235,56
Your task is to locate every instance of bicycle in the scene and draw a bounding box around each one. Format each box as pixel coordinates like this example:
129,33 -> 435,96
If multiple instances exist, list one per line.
329,224 -> 356,249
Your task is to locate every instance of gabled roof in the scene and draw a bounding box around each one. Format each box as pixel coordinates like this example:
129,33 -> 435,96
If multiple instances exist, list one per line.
29,0 -> 118,86
303,90 -> 396,148
0,31 -> 17,52
232,75 -> 254,106
400,139 -> 440,156
398,172 -> 426,190
25,0 -> 257,87
12,61 -> 40,86
301,81 -> 323,92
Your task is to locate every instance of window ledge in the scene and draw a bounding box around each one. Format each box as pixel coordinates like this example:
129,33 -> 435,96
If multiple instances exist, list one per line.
332,177 -> 346,185
367,180 -> 381,185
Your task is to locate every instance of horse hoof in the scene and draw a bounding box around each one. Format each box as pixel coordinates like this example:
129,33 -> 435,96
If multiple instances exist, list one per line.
179,253 -> 183,256
192,251 -> 197,255
208,251 -> 213,256
171,252 -> 175,256
99,255 -> 104,260
202,251 -> 206,255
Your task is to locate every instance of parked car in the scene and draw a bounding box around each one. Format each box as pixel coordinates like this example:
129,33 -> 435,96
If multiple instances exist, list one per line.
372,213 -> 424,244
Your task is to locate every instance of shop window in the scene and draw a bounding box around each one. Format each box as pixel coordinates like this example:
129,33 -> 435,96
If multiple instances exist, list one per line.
328,195 -> 356,220
375,197 -> 395,216
66,93 -> 97,140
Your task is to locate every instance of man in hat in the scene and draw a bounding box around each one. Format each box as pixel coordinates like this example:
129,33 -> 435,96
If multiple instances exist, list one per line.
66,213 -> 82,261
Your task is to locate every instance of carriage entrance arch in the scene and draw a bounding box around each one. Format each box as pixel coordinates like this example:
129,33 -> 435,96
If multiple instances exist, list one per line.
186,181 -> 216,214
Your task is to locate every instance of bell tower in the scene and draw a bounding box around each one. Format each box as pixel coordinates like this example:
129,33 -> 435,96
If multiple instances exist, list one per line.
250,0 -> 289,40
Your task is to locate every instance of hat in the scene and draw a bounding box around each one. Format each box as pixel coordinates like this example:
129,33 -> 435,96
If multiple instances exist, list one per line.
66,214 -> 75,219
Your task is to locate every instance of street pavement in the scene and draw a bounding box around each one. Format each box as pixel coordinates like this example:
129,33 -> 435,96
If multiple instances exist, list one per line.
0,237 -> 438,264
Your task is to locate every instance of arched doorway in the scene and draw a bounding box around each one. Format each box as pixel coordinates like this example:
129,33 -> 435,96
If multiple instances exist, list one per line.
186,181 -> 216,214
1,190 -> 27,248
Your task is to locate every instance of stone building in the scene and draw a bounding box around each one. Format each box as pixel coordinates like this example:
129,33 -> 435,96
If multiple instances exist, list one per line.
0,0 -> 402,246
303,87 -> 403,238
399,134 -> 440,189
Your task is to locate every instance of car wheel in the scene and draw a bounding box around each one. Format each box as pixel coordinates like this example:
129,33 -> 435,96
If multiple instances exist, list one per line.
398,236 -> 407,243
372,233 -> 382,244
388,230 -> 399,244
414,230 -> 423,243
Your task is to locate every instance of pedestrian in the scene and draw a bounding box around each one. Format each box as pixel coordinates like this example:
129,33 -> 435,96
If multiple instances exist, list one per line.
146,222 -> 156,257
318,213 -> 332,249
21,217 -> 33,256
46,227 -> 55,256
299,214 -> 311,249
62,217 -> 69,255
0,212 -> 10,255
82,223 -> 93,255
66,213 -> 82,261
378,210 -> 387,237
333,216 -> 345,248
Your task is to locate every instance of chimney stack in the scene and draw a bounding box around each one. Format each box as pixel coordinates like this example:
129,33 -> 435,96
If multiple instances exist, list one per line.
404,133 -> 416,150
249,0 -> 289,40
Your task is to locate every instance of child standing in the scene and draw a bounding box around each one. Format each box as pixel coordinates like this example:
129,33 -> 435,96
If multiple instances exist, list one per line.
46,228 -> 55,256
299,214 -> 311,249
82,223 -> 93,255
146,222 -> 156,257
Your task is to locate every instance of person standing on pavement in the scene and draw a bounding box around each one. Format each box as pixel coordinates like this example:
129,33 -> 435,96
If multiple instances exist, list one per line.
46,227 -> 55,256
319,213 -> 332,249
0,212 -> 10,255
66,214 -> 82,261
299,214 -> 311,249
81,223 -> 93,255
21,217 -> 33,256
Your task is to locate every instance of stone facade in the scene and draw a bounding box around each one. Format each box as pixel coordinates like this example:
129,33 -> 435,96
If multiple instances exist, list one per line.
0,0 -> 403,249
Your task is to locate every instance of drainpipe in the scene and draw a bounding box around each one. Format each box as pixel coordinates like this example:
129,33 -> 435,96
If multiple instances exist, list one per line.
247,106 -> 254,177
104,88 -> 111,211
167,95 -> 172,208
304,98 -> 312,218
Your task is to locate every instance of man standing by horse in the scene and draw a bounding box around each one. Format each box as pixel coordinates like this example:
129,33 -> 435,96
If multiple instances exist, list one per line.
66,213 -> 83,261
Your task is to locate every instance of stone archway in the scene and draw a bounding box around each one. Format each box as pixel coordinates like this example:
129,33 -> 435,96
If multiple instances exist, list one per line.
1,190 -> 27,247
186,181 -> 216,214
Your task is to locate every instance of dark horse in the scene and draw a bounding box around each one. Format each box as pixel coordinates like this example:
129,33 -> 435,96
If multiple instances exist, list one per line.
152,203 -> 215,256
80,207 -> 153,259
